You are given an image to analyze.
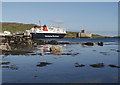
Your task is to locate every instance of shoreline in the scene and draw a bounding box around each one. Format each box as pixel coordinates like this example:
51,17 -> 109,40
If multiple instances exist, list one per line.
1,22 -> 118,38
1,35 -> 117,55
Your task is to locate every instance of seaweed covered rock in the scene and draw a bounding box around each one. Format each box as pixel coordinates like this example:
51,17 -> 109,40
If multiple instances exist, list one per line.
90,63 -> 105,68
2,50 -> 33,55
108,64 -> 120,68
0,62 -> 10,65
75,62 -> 85,67
82,42 -> 96,46
1,65 -> 19,70
36,62 -> 52,67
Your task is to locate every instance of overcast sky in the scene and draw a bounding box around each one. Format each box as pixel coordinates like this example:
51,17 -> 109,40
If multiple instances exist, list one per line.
2,2 -> 118,36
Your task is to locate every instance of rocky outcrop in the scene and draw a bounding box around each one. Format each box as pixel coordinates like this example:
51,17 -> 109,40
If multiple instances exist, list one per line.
98,42 -> 103,46
90,63 -> 105,68
82,42 -> 96,46
108,64 -> 120,68
50,46 -> 62,54
0,43 -> 11,51
1,36 -> 34,51
75,62 -> 85,67
36,62 -> 52,67
81,42 -> 104,46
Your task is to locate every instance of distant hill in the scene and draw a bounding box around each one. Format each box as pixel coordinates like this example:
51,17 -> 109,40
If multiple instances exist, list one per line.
0,22 -> 36,33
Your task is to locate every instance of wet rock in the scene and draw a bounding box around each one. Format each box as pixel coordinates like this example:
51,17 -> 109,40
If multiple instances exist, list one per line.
98,42 -> 103,46
75,63 -> 85,67
0,66 -> 10,68
82,42 -> 96,46
2,50 -> 33,55
50,46 -> 62,54
60,53 -> 79,55
47,40 -> 58,45
1,65 -> 19,70
10,40 -> 15,43
36,62 -> 52,67
0,43 -> 11,51
1,36 -> 35,51
93,50 -> 96,51
34,75 -> 38,78
58,42 -> 70,44
44,52 -> 79,56
108,64 -> 120,68
90,63 -> 105,68
99,52 -> 110,55
31,53 -> 37,55
26,39 -> 33,45
116,50 -> 120,52
0,62 -> 10,65
9,65 -> 19,70
40,53 -> 44,56
33,39 -> 45,45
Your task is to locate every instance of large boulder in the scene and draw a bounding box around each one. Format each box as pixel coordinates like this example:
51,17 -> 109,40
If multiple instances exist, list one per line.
98,42 -> 103,46
0,43 -> 11,51
82,42 -> 96,46
50,46 -> 62,54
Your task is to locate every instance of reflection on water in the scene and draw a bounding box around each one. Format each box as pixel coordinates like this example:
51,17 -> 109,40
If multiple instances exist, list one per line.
36,45 -> 51,53
2,38 -> 119,83
34,45 -> 63,54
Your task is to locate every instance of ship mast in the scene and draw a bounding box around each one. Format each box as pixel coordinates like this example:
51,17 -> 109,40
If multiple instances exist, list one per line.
39,20 -> 41,26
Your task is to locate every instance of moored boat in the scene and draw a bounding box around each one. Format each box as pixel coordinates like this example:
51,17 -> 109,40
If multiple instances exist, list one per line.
27,25 -> 67,39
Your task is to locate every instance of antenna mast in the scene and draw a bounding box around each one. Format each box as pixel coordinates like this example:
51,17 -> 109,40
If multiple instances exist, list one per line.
39,20 -> 41,26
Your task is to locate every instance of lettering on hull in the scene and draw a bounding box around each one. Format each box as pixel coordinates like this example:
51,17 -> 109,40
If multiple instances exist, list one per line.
45,35 -> 59,37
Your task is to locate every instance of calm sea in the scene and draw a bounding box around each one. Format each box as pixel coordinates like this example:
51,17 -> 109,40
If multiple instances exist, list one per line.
2,38 -> 119,83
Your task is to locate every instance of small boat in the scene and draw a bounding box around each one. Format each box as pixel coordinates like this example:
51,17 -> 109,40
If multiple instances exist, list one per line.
27,25 -> 67,39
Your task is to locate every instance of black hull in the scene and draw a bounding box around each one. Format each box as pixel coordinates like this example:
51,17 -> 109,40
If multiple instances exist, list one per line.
31,33 -> 66,39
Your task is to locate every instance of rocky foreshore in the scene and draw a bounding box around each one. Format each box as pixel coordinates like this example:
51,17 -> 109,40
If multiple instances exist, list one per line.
0,36 -> 106,55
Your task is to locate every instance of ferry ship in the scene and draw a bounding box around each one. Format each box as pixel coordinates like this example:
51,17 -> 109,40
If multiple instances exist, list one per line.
27,25 -> 66,39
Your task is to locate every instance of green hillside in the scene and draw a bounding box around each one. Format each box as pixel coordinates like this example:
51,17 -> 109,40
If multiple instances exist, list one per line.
65,31 -> 79,38
92,34 -> 109,38
0,22 -> 36,33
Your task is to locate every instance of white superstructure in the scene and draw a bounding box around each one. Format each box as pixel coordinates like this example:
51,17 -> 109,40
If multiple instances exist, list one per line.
28,25 -> 66,34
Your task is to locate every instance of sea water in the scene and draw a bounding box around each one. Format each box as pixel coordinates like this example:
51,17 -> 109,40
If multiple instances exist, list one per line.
2,38 -> 119,83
